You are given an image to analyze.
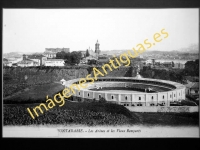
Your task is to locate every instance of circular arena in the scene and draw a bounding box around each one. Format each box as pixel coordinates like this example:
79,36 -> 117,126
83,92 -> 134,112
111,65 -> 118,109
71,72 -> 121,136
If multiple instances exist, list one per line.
62,77 -> 186,107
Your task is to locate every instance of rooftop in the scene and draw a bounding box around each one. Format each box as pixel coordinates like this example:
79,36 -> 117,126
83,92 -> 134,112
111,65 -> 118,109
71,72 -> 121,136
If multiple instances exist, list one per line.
185,82 -> 199,89
46,59 -> 64,61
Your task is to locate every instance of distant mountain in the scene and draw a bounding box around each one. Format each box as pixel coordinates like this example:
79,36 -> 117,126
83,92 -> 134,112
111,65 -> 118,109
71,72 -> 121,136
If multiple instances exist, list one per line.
31,52 -> 44,55
3,52 -> 43,58
3,52 -> 24,58
100,50 -> 127,56
176,44 -> 199,53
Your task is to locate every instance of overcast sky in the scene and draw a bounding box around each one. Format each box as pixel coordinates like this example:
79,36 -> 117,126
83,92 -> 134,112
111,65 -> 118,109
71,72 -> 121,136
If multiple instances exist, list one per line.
3,8 -> 199,53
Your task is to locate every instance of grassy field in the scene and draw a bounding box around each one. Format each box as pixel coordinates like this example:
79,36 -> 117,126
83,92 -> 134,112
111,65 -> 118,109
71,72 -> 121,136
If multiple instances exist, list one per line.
4,82 -> 64,103
3,100 -> 199,126
133,112 -> 199,126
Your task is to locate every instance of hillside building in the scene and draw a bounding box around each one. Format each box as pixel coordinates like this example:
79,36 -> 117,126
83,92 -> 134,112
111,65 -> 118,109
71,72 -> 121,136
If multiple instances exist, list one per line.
44,48 -> 70,58
17,54 -> 39,67
44,59 -> 65,66
27,55 -> 47,66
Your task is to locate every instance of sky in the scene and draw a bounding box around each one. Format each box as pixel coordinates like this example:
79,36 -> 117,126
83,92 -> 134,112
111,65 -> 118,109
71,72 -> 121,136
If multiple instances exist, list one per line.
3,8 -> 199,53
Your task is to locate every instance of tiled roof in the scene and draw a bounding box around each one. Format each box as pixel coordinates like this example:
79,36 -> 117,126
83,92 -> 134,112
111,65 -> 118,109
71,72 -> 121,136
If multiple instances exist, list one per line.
46,59 -> 64,61
17,59 -> 38,64
28,55 -> 45,59
185,82 -> 199,89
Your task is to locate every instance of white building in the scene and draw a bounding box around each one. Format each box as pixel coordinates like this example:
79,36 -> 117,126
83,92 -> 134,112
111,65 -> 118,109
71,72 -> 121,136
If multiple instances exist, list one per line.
173,63 -> 185,69
27,55 -> 47,66
145,59 -> 153,64
185,82 -> 199,97
17,54 -> 39,67
44,59 -> 65,66
44,48 -> 70,58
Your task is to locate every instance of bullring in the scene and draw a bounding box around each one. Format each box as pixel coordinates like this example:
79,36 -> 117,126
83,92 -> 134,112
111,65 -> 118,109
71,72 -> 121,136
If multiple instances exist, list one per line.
62,77 -> 186,107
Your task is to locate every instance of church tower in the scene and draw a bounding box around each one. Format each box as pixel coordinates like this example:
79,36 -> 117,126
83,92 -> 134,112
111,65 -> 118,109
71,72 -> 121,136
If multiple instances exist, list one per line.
95,40 -> 100,54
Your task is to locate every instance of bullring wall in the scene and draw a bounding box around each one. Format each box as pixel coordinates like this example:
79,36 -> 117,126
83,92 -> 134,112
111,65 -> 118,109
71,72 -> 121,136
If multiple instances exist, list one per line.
65,77 -> 186,107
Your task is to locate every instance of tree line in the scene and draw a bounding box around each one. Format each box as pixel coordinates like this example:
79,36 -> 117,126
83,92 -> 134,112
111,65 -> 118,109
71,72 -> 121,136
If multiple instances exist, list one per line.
56,51 -> 82,65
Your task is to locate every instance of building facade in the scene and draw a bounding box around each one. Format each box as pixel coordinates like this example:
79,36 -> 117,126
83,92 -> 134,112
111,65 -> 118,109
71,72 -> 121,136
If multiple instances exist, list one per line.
44,59 -> 65,66
95,40 -> 100,54
173,63 -> 185,69
17,54 -> 39,67
185,82 -> 199,98
27,55 -> 47,66
44,48 -> 70,58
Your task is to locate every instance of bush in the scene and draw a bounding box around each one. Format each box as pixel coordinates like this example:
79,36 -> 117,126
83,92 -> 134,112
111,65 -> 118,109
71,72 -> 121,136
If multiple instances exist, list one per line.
3,104 -> 131,126
99,97 -> 107,103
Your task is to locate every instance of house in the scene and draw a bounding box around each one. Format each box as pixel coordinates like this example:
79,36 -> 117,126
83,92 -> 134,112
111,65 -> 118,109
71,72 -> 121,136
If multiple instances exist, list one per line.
85,55 -> 97,63
173,63 -> 185,69
97,55 -> 110,65
79,51 -> 87,58
162,62 -> 172,68
44,59 -> 65,66
60,79 -> 66,85
17,54 -> 39,67
27,55 -> 47,66
185,82 -> 199,98
145,59 -> 153,65
44,48 -> 70,58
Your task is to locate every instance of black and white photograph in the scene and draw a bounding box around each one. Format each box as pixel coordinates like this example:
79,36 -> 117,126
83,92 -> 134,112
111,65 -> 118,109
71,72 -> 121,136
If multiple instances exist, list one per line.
2,8 -> 199,137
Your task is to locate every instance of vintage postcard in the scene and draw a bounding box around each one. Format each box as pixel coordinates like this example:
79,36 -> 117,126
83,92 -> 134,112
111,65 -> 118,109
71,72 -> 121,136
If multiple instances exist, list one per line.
2,8 -> 199,137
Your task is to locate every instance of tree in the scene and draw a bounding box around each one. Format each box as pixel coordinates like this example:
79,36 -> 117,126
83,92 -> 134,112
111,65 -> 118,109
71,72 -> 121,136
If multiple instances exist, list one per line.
86,49 -> 90,57
56,51 -> 67,59
185,59 -> 199,76
56,51 -> 82,65
172,61 -> 175,67
99,97 -> 106,103
71,51 -> 82,64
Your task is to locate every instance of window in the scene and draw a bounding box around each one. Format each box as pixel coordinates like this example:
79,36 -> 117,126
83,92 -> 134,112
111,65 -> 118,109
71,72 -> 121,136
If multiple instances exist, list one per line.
139,97 -> 141,100
79,92 -> 80,95
125,96 -> 127,100
88,93 -> 90,97
99,95 -> 101,98
152,96 -> 153,100
132,104 -> 134,106
163,95 -> 164,99
111,95 -> 114,99
127,104 -> 129,106
124,104 -> 126,106
195,90 -> 198,93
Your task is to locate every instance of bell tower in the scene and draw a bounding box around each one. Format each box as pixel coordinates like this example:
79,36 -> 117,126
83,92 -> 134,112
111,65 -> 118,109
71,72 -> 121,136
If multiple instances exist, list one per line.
95,40 -> 100,54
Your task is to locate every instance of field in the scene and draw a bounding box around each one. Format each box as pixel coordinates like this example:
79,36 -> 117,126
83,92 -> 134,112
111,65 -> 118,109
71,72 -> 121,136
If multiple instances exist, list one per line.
3,100 -> 199,126
4,82 -> 64,104
3,81 -> 199,127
